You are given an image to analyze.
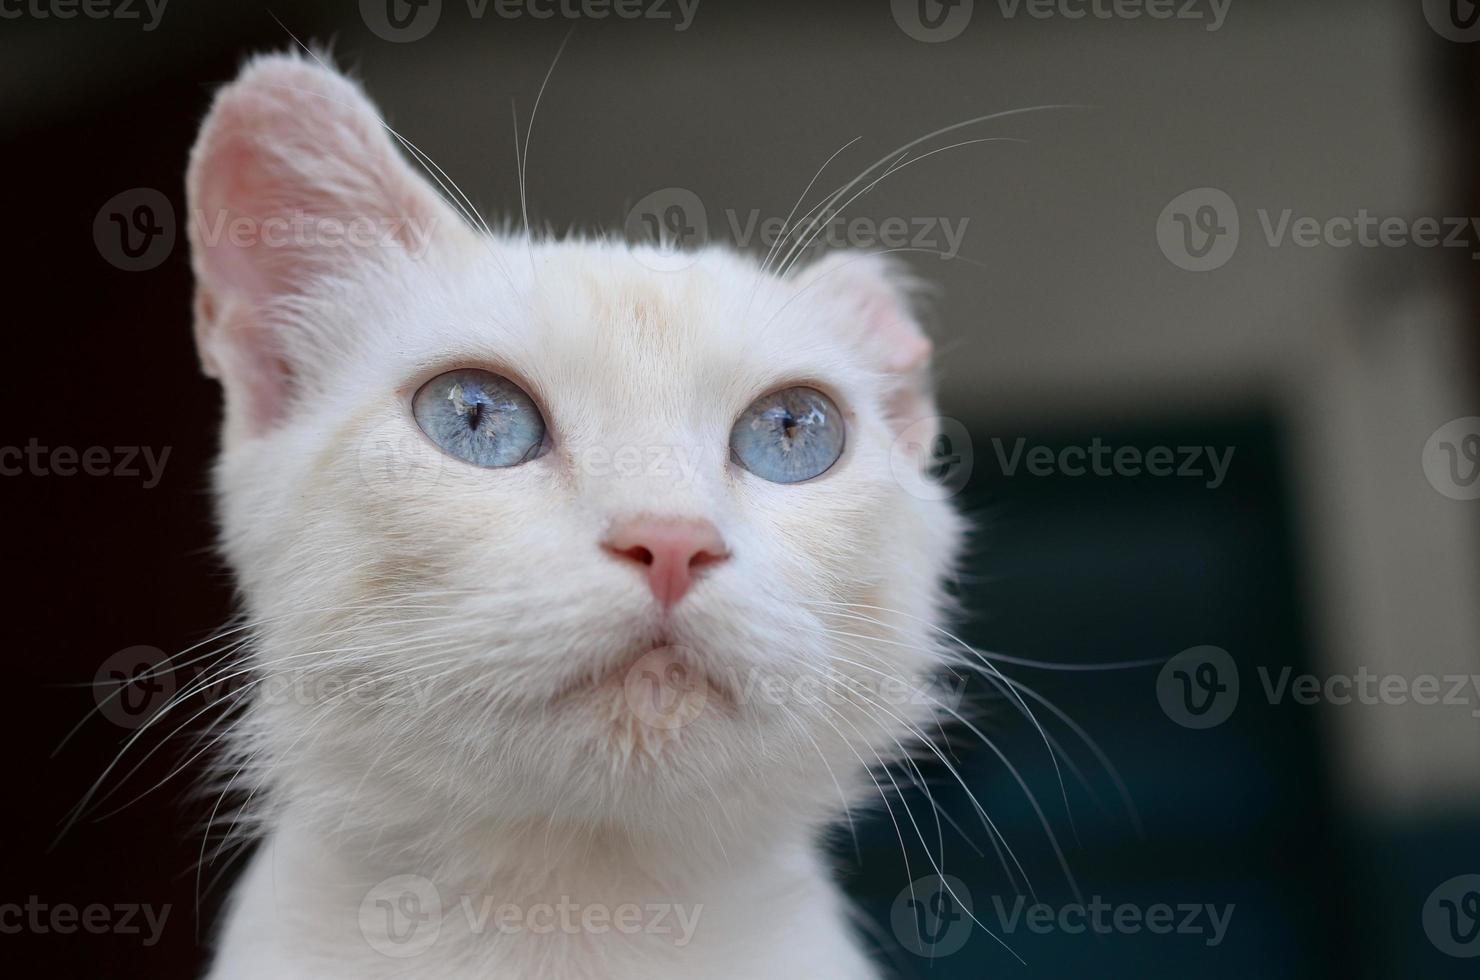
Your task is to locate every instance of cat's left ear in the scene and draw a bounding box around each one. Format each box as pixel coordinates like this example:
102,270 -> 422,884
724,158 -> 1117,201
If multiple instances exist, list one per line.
791,252 -> 937,429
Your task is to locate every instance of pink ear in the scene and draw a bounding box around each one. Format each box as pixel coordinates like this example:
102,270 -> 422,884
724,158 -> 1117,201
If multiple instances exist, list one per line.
186,52 -> 457,437
792,252 -> 934,373
791,252 -> 937,425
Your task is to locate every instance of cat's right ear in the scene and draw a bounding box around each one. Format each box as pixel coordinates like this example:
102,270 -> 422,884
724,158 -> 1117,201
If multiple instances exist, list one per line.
186,52 -> 469,441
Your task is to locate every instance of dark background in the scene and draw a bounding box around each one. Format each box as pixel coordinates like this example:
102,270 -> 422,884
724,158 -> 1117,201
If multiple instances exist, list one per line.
4,1 -> 1480,977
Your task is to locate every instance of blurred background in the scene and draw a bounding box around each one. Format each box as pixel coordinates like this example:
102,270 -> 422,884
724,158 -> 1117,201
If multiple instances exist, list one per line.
4,0 -> 1480,976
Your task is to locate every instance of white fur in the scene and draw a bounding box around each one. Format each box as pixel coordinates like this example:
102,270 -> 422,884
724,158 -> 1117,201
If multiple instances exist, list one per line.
189,53 -> 964,980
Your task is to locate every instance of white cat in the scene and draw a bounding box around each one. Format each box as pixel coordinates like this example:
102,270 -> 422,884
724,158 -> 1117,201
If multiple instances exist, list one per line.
187,52 -> 964,979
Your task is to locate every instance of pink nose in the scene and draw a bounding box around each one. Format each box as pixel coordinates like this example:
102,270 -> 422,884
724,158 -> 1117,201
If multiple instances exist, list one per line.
603,517 -> 730,609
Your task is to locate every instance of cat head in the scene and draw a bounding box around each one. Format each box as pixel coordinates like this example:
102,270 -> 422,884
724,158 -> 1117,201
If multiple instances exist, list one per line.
188,53 -> 964,855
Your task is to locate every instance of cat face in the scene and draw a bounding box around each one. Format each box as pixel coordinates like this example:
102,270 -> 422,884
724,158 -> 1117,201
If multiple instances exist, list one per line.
189,54 -> 963,848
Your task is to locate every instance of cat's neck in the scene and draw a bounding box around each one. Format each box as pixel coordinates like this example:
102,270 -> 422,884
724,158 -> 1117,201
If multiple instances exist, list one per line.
211,816 -> 880,979
333,810 -> 816,894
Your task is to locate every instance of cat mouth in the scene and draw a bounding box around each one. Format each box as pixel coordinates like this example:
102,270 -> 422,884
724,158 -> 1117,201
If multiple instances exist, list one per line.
551,640 -> 735,724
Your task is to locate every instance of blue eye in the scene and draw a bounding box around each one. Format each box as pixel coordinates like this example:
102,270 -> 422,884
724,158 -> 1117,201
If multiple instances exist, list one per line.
730,386 -> 845,484
412,369 -> 546,468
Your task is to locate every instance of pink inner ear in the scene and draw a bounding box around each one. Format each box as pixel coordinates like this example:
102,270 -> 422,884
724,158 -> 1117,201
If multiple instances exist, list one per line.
850,267 -> 933,375
890,333 -> 933,373
869,300 -> 933,373
190,132 -> 306,437
187,54 -> 455,440
197,299 -> 294,437
795,252 -> 934,377
193,142 -> 282,307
